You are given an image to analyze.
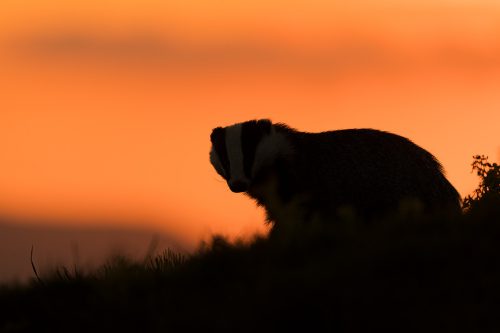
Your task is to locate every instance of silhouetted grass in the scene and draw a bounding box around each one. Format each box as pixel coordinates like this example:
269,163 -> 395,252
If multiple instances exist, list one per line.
1,197 -> 499,332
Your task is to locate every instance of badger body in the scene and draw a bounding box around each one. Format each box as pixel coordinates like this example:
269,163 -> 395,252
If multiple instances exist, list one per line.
210,119 -> 461,226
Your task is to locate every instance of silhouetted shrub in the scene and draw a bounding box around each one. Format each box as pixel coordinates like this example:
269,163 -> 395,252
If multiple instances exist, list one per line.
463,155 -> 500,212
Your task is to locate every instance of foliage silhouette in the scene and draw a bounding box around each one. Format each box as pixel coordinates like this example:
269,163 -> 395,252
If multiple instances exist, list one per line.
463,155 -> 500,212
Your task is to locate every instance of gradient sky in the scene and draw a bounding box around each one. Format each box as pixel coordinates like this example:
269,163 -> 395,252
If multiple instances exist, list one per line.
1,0 -> 499,245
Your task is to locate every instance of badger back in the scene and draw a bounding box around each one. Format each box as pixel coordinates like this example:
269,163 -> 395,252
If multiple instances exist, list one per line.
286,128 -> 461,215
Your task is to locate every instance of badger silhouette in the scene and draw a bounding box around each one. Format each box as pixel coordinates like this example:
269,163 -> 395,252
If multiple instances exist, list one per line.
210,119 -> 461,226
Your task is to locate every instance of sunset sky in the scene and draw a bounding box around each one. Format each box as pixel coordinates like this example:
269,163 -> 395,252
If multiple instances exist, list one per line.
1,0 -> 499,249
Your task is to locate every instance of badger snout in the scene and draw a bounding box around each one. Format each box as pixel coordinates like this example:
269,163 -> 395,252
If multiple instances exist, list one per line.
228,179 -> 249,193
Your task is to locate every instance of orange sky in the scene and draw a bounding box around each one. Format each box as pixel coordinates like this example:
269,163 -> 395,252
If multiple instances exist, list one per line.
1,0 -> 499,245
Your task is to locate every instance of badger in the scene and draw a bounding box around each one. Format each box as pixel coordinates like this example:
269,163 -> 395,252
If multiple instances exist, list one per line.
209,119 -> 461,227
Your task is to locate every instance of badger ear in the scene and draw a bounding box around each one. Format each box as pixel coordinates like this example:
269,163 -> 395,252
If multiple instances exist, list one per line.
256,119 -> 272,135
210,127 -> 223,142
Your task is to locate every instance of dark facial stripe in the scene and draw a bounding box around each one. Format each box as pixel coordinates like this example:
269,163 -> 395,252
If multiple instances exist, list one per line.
242,120 -> 271,179
210,127 -> 231,180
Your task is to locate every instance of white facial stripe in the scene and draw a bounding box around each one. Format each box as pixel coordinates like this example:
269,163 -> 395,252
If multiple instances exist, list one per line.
225,124 -> 247,182
252,126 -> 292,178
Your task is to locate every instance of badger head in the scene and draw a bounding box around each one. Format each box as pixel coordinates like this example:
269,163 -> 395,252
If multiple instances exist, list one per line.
210,119 -> 289,193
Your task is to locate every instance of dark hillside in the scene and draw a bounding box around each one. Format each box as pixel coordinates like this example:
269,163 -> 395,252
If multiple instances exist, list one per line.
1,200 -> 499,332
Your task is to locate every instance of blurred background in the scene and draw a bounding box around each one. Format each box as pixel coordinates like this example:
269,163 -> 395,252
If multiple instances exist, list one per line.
1,0 -> 499,281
